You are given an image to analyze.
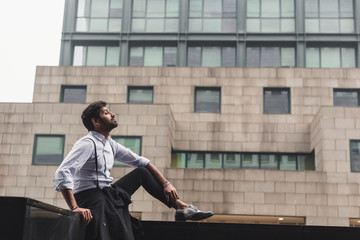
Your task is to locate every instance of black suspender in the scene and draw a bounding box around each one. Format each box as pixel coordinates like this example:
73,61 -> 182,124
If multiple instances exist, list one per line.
89,138 -> 100,189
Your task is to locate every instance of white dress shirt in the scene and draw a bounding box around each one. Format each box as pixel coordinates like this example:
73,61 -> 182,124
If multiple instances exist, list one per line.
54,131 -> 150,194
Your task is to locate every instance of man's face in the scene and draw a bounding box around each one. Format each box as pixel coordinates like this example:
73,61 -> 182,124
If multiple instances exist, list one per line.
97,107 -> 118,131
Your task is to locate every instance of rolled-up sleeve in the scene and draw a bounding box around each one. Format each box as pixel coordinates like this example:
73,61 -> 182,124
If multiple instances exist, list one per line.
53,140 -> 93,192
112,140 -> 150,168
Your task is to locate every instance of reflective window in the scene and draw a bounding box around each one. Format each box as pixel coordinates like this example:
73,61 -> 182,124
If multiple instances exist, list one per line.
350,140 -> 360,172
279,155 -> 296,170
263,88 -> 290,114
333,89 -> 360,106
33,135 -> 65,165
224,154 -> 241,168
127,86 -> 154,104
129,46 -> 177,66
112,136 -> 142,167
132,0 -> 179,32
76,0 -> 123,32
247,0 -> 295,32
195,87 -> 221,113
171,152 -> 315,170
60,85 -> 87,103
306,47 -> 356,68
206,154 -> 222,168
242,154 -> 259,168
187,153 -> 205,168
188,46 -> 235,67
246,47 -> 295,67
189,0 -> 236,32
73,46 -> 120,66
305,0 -> 354,33
260,154 -> 278,169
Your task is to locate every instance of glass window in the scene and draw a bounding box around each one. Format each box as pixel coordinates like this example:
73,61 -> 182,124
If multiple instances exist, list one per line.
205,153 -> 222,168
171,151 -> 315,170
129,46 -> 177,66
132,0 -> 179,32
242,154 -> 259,168
127,86 -> 154,104
260,154 -> 278,169
224,154 -> 241,168
33,135 -> 65,165
189,0 -> 236,32
333,89 -> 359,106
247,47 -> 295,67
247,0 -> 295,32
76,0 -> 123,32
73,46 -> 120,66
195,87 -> 221,113
171,153 -> 186,168
306,47 -> 356,68
350,141 -> 360,172
112,136 -> 142,167
264,88 -> 290,114
187,153 -> 205,168
279,155 -> 296,170
60,85 -> 87,103
305,0 -> 354,33
187,46 -> 236,67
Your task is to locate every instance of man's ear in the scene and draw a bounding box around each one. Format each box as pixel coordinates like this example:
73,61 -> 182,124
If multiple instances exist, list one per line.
91,118 -> 99,129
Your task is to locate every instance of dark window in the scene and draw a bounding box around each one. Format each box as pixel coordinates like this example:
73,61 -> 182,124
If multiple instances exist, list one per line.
350,140 -> 360,172
333,89 -> 360,106
263,88 -> 290,114
195,87 -> 221,113
127,86 -> 154,104
33,135 -> 65,165
60,85 -> 87,103
112,136 -> 142,167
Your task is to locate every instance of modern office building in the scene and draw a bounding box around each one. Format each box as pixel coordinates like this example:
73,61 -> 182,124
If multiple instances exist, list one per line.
1,0 -> 360,227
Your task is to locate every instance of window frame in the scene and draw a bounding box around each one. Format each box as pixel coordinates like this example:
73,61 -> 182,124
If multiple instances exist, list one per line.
194,86 -> 222,113
350,140 -> 360,172
76,0 -> 124,32
127,86 -> 154,104
263,87 -> 291,114
60,85 -> 87,103
131,0 -> 180,32
73,45 -> 120,66
333,88 -> 360,106
32,134 -> 65,166
171,151 -> 315,170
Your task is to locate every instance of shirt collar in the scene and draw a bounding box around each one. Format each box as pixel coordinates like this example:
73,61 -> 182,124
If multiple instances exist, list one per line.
90,131 -> 107,145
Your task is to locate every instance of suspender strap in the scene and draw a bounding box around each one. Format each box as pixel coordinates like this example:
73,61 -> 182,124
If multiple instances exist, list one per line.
89,139 -> 100,189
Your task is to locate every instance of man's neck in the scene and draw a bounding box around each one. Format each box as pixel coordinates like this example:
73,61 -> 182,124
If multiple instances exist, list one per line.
95,130 -> 110,139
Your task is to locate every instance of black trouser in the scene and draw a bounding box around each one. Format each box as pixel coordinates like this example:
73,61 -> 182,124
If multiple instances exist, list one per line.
75,167 -> 171,240
112,166 -> 171,208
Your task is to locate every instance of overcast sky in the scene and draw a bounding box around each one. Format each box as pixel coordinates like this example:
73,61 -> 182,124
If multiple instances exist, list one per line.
0,0 -> 65,102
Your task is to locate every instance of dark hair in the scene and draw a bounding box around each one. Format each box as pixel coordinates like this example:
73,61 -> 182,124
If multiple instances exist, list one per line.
81,101 -> 107,131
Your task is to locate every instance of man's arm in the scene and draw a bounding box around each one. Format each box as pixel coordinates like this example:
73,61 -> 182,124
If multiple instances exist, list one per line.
61,189 -> 93,225
146,162 -> 179,204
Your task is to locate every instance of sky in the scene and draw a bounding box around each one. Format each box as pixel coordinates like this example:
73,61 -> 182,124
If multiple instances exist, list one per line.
0,0 -> 65,102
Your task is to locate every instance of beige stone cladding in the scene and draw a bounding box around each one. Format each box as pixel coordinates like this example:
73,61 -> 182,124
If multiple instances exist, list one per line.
1,66 -> 360,225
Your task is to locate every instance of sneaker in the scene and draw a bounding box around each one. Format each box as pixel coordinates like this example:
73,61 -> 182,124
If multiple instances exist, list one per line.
175,205 -> 214,222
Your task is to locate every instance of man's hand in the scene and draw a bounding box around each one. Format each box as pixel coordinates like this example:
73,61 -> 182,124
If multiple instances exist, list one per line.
163,183 -> 179,204
73,207 -> 93,226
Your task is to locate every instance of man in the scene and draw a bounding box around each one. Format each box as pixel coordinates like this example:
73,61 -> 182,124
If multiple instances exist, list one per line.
54,101 -> 213,240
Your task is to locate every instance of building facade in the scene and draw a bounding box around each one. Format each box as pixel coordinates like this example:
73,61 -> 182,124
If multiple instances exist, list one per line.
1,0 -> 360,227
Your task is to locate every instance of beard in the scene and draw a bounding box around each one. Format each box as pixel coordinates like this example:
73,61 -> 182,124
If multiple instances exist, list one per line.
99,117 -> 118,132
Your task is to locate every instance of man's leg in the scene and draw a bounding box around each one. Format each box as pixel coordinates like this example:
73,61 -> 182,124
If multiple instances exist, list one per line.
112,167 -> 171,208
